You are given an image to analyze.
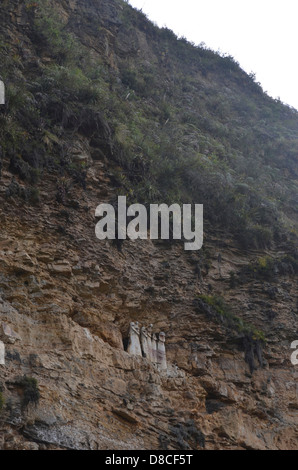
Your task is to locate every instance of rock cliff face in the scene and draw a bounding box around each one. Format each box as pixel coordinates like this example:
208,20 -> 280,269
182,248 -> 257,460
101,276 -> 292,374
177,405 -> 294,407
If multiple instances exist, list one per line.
0,0 -> 297,450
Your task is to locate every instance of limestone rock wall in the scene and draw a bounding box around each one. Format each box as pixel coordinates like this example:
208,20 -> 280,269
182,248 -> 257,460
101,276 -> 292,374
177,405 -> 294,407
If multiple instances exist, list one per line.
0,181 -> 296,449
0,0 -> 297,450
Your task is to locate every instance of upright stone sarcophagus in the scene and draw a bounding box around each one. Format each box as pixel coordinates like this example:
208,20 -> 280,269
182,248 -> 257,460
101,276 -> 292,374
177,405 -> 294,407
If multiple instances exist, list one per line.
126,321 -> 167,371
127,322 -> 142,357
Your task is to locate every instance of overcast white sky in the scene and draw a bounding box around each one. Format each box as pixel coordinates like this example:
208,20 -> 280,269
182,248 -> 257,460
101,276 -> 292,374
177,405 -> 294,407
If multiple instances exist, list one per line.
128,0 -> 298,110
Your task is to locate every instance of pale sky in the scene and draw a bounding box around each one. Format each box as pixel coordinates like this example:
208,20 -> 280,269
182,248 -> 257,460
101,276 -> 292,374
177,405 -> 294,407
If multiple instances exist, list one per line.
128,0 -> 298,110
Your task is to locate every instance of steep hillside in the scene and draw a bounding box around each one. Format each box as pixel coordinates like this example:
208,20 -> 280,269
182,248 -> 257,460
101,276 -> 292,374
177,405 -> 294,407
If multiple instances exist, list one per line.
0,0 -> 297,450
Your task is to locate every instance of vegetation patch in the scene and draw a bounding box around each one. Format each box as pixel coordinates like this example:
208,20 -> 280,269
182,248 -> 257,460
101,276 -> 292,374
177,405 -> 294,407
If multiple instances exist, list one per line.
0,0 -> 297,257
17,376 -> 40,409
197,294 -> 265,341
236,252 -> 298,283
196,294 -> 266,373
171,420 -> 205,450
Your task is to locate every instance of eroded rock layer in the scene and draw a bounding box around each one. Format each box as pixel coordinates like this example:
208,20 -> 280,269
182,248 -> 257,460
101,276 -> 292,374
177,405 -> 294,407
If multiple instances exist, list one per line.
0,0 -> 297,450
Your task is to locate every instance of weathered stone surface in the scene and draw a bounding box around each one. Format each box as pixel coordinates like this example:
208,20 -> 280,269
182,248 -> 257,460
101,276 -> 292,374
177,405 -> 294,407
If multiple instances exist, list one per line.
0,323 -> 21,344
47,261 -> 72,277
0,0 -> 296,452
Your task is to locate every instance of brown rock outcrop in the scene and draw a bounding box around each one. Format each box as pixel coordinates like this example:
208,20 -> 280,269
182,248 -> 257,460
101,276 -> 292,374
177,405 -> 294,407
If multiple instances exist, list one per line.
0,0 -> 297,451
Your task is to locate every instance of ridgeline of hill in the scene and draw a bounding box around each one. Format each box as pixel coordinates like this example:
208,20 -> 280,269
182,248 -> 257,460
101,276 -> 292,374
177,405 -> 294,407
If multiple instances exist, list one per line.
1,0 -> 297,254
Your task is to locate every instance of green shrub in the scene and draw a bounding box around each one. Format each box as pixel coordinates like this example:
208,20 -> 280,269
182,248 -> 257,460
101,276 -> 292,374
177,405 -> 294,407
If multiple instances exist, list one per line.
171,420 -> 205,450
197,294 -> 266,342
18,376 -> 40,409
1,0 -> 297,252
238,225 -> 273,250
255,256 -> 275,276
229,271 -> 238,288
247,254 -> 297,280
29,0 -> 82,65
9,155 -> 40,184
